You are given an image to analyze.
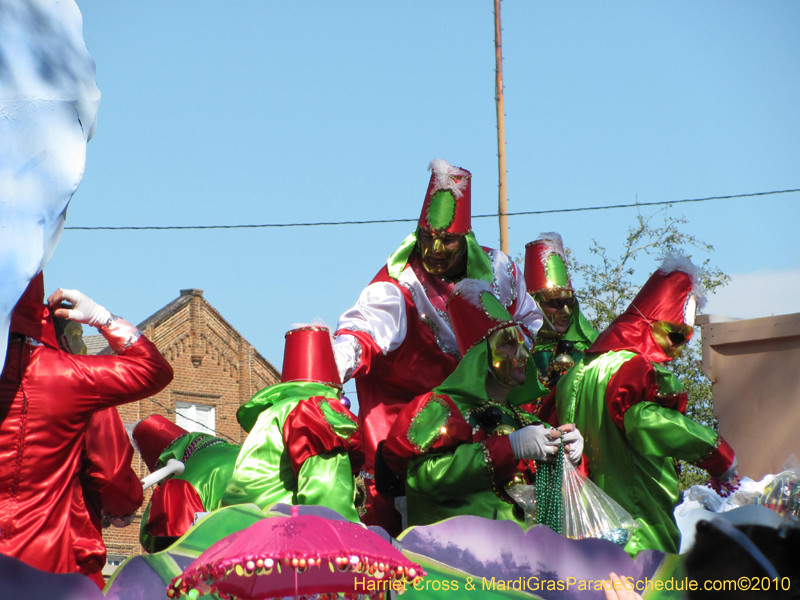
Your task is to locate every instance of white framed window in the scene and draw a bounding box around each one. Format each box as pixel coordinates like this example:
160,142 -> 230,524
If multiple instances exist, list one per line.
175,402 -> 216,435
103,553 -> 127,577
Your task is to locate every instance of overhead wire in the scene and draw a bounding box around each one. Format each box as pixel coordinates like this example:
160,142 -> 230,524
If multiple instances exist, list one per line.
147,397 -> 238,443
64,188 -> 800,231
102,187 -> 795,421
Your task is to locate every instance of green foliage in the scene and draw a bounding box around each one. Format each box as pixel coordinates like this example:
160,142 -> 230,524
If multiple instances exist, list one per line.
671,339 -> 720,488
565,208 -> 730,491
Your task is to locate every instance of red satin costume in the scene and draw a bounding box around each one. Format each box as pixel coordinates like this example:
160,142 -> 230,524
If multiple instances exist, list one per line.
335,250 -> 537,534
0,275 -> 173,584
72,407 -> 144,587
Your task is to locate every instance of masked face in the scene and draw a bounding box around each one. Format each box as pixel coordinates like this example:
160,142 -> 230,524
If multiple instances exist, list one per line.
60,321 -> 87,355
417,228 -> 467,277
650,321 -> 693,358
487,326 -> 530,388
535,290 -> 575,336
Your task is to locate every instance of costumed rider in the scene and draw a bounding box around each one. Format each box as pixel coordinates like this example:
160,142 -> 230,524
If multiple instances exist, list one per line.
524,233 -> 599,389
132,415 -> 241,553
382,280 -> 583,527
53,314 -> 144,587
555,251 -> 739,556
0,275 -> 173,585
334,158 -> 542,534
523,233 -> 599,427
222,326 -> 363,522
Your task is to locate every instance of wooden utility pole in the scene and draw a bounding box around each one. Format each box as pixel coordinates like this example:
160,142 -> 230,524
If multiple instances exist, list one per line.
494,0 -> 509,254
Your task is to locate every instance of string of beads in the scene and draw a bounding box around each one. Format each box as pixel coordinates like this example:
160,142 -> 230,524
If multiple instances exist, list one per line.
535,442 -> 565,534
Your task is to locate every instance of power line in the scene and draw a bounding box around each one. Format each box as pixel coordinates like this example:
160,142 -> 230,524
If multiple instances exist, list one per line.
64,188 -> 800,231
147,397 -> 238,443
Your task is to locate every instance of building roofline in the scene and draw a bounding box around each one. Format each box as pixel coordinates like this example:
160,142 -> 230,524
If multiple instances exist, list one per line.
136,289 -> 197,331
90,289 -> 281,378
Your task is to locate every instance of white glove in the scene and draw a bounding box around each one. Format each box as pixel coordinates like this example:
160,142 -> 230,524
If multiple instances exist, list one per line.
141,458 -> 185,490
50,288 -> 112,329
560,426 -> 584,465
509,425 -> 561,461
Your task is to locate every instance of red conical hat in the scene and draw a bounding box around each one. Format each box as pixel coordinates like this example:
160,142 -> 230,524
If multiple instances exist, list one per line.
281,326 -> 342,388
524,233 -> 573,295
132,415 -> 189,472
589,251 -> 707,362
629,269 -> 696,325
9,272 -> 58,348
417,158 -> 472,235
447,280 -> 517,356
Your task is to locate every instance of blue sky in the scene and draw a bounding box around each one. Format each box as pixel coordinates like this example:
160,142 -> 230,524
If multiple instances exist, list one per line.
45,1 -> 800,406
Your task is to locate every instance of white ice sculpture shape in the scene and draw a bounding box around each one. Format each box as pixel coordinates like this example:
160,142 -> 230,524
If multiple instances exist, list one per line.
0,0 -> 100,367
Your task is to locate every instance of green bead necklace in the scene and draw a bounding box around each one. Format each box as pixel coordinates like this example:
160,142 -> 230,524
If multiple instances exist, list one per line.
535,442 -> 564,534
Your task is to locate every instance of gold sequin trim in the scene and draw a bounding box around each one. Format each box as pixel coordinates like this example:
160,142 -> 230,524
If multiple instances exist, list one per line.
286,326 -> 330,335
693,432 -> 722,465
463,322 -> 514,354
480,440 -> 514,505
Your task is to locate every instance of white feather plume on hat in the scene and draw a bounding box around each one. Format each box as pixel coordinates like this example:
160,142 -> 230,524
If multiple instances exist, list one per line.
658,249 -> 707,310
537,232 -> 567,265
451,279 -> 494,307
428,158 -> 470,199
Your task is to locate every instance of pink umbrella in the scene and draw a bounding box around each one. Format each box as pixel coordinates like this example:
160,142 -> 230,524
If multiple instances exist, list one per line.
168,507 -> 424,600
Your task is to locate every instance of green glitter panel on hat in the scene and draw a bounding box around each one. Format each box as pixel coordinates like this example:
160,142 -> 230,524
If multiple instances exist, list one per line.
544,254 -> 570,288
426,190 -> 457,230
481,291 -> 514,322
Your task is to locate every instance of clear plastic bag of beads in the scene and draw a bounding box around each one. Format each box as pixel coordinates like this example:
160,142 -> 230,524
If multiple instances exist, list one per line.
506,484 -> 538,527
561,456 -> 638,547
758,463 -> 800,519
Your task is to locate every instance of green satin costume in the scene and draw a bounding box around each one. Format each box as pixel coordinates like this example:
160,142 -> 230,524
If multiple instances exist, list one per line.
555,350 -> 720,556
139,432 -> 241,552
531,302 -> 599,377
400,341 -> 549,527
221,382 -> 360,522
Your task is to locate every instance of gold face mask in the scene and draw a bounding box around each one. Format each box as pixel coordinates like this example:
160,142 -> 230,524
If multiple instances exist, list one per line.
650,321 -> 693,358
535,290 -> 575,336
61,321 -> 88,355
417,228 -> 467,276
487,326 -> 530,388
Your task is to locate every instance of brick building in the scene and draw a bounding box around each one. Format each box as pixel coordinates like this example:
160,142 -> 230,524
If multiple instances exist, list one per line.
84,288 -> 280,571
